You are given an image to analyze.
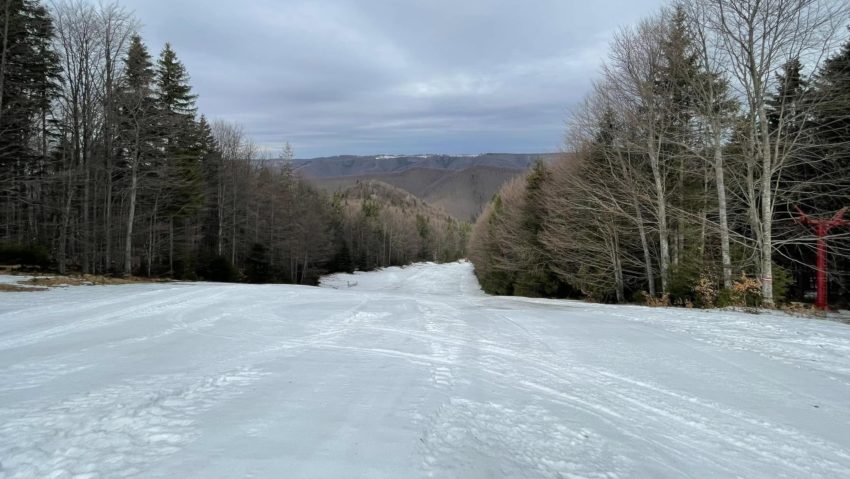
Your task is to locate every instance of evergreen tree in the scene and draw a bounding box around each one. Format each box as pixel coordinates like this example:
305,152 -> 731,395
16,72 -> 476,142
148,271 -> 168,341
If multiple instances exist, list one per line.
196,114 -> 223,257
155,43 -> 203,275
245,243 -> 271,283
156,43 -> 197,116
660,6 -> 704,274
514,161 -> 564,297
0,0 -> 61,242
803,33 -> 850,302
124,35 -> 154,92
116,34 -> 158,275
768,58 -> 809,136
810,32 -> 850,211
156,43 -> 203,217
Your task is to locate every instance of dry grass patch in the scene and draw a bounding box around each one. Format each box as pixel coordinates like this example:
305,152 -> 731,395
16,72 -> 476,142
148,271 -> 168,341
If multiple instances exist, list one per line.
782,302 -> 827,318
19,274 -> 157,288
0,283 -> 48,292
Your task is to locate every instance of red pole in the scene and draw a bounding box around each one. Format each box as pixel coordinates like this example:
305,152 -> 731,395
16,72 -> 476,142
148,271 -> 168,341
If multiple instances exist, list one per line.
815,223 -> 828,310
795,207 -> 849,311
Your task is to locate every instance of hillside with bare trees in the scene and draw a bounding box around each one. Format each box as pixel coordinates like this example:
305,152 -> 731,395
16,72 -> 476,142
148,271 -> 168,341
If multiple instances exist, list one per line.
333,180 -> 469,270
299,153 -> 560,221
0,0 -> 466,283
470,0 -> 850,309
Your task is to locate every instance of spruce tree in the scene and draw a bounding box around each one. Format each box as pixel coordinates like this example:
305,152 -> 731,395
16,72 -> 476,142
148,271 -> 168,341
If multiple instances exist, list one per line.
156,43 -> 202,216
156,43 -> 197,116
0,0 -> 60,242
514,161 -> 563,298
768,58 -> 808,135
811,32 -> 850,210
660,6 -> 704,277
156,43 -> 203,276
116,34 -> 158,275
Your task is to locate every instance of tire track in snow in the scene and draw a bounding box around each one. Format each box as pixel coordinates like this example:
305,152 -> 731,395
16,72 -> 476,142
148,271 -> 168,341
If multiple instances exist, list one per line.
405,299 -> 850,478
1,263 -> 849,478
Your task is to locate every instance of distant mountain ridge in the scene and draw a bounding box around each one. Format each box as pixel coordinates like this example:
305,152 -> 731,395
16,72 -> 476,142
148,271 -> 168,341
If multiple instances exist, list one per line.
293,153 -> 558,179
294,153 -> 561,221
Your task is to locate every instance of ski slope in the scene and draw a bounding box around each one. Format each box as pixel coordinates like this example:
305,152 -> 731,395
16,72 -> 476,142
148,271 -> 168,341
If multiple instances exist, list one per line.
1,262 -> 849,478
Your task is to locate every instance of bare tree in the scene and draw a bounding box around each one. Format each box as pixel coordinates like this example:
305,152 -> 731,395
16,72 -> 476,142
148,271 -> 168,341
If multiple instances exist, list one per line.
97,1 -> 136,272
606,14 -> 675,294
701,0 -> 850,305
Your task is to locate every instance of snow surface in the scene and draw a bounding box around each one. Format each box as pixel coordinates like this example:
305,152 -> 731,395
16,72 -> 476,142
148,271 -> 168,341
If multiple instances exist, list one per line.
1,261 -> 849,478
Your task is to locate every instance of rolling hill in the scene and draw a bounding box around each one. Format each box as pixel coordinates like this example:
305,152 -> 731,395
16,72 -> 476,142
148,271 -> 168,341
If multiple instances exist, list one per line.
295,153 -> 560,220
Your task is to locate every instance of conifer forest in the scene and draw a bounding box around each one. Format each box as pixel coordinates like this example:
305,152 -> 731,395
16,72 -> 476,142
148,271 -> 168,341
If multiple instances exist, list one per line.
0,0 -> 468,284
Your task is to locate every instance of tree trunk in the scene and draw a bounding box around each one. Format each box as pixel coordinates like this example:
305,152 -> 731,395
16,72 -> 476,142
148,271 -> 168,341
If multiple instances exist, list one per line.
635,201 -> 656,297
217,177 -> 224,256
616,148 -> 656,297
82,163 -> 91,274
105,174 -> 113,272
713,126 -> 732,289
147,196 -> 158,277
609,223 -> 625,303
169,218 -> 174,275
58,175 -> 74,275
124,126 -> 140,276
758,105 -> 774,307
300,251 -> 309,284
0,0 -> 11,122
230,175 -> 237,264
649,142 -> 670,293
124,167 -> 137,276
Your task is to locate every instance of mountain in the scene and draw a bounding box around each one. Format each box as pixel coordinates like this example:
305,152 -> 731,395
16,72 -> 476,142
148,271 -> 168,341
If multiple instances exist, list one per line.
314,165 -> 525,221
295,153 -> 560,221
293,153 -> 556,178
333,180 -> 468,269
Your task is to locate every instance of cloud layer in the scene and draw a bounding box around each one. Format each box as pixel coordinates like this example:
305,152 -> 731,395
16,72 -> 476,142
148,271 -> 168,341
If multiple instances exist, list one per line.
121,0 -> 662,157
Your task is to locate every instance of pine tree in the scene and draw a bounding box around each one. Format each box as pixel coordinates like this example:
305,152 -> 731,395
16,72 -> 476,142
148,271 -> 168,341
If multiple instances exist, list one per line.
768,58 -> 808,135
156,43 -> 197,116
156,43 -> 203,216
116,34 -> 158,275
769,58 -> 813,214
514,161 -> 564,298
810,32 -> 850,211
660,6 -> 703,274
155,43 -> 203,276
0,0 -> 61,243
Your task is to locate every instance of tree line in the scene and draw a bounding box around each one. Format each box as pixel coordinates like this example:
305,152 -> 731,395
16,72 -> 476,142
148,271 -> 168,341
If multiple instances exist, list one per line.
470,0 -> 850,308
0,0 -> 466,283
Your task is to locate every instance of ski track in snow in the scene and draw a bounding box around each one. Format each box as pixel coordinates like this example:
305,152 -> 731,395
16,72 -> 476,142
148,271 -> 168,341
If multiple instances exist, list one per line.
0,262 -> 849,478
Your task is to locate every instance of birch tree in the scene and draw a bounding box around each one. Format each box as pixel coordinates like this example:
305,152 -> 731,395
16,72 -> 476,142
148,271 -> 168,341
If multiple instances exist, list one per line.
702,0 -> 850,305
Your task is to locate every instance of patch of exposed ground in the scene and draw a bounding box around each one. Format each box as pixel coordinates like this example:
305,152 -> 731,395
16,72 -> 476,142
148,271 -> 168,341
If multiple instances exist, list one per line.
19,275 -> 151,288
0,283 -> 48,292
0,273 -> 163,292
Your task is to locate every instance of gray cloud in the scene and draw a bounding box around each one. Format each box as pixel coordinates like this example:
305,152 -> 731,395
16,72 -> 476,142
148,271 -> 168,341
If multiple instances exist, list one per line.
120,0 -> 664,157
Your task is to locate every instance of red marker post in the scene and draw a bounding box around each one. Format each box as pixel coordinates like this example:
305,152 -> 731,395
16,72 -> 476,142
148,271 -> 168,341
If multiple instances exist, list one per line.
794,206 -> 850,310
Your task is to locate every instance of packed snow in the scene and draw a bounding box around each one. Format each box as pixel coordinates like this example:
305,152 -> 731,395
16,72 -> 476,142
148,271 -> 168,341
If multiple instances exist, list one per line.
1,262 -> 849,478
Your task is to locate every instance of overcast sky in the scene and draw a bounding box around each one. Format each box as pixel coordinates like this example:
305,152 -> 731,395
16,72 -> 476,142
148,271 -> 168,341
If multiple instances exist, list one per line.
119,0 -> 664,158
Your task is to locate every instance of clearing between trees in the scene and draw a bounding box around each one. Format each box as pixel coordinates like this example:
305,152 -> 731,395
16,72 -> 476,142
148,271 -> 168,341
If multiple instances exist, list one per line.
1,262 -> 849,478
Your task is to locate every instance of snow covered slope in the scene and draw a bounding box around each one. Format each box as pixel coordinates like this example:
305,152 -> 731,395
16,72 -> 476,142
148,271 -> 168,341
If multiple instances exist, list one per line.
1,262 -> 849,478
